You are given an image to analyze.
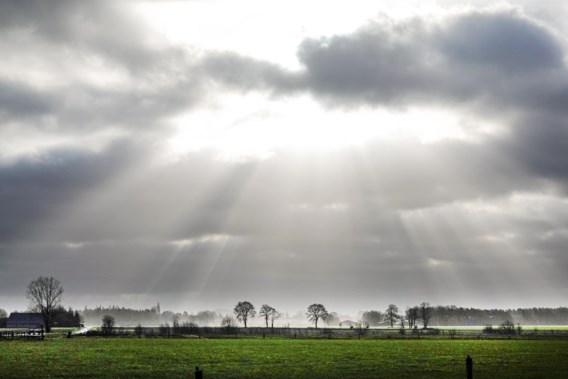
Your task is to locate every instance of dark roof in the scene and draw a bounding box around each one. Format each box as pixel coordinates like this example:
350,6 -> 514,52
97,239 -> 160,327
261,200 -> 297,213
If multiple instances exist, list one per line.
7,312 -> 43,327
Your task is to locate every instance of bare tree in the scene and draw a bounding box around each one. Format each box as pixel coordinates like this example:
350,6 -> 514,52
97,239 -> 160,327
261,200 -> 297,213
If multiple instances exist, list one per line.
234,301 -> 256,328
269,309 -> 281,330
0,309 -> 7,318
102,314 -> 115,335
221,314 -> 238,334
420,302 -> 432,329
405,306 -> 419,329
306,304 -> 328,329
259,304 -> 275,328
221,314 -> 237,328
385,304 -> 400,328
26,276 -> 64,332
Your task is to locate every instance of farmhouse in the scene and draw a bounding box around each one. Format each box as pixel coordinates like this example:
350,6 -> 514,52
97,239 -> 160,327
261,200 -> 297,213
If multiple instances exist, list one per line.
6,313 -> 43,329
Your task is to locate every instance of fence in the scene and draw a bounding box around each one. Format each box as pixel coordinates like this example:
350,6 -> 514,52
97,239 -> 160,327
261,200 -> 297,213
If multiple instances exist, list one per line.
76,325 -> 568,340
0,329 -> 44,340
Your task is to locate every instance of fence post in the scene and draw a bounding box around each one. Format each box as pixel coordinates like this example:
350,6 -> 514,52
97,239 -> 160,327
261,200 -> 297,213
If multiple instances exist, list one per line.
466,355 -> 473,379
195,366 -> 203,379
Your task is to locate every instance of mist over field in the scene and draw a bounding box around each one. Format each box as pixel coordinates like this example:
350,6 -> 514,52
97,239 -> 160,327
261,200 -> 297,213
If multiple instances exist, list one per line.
1,0 -> 568,317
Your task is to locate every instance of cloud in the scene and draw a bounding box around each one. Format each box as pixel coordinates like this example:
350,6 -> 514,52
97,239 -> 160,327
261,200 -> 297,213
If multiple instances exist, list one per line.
0,140 -> 145,242
203,8 -> 568,185
0,79 -> 54,119
200,52 -> 303,95
0,0 -> 170,72
0,0 -> 203,153
2,2 -> 568,312
210,8 -> 567,113
1,136 -> 567,311
440,10 -> 563,72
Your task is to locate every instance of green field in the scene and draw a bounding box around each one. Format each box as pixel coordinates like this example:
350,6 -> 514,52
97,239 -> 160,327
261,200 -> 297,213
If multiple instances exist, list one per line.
1,337 -> 567,378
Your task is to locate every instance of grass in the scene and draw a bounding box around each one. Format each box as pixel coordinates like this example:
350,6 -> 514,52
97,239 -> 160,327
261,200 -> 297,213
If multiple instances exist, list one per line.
1,337 -> 567,378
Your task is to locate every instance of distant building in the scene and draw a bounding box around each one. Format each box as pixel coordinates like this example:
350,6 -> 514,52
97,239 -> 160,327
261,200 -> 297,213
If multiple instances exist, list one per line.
6,313 -> 43,329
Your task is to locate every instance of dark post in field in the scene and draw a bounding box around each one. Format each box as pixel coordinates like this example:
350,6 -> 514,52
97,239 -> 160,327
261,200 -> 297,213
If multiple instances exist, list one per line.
466,355 -> 473,379
195,366 -> 203,379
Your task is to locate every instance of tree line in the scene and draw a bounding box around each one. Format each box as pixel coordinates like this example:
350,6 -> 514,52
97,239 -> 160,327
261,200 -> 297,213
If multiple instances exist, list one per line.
4,276 -> 568,332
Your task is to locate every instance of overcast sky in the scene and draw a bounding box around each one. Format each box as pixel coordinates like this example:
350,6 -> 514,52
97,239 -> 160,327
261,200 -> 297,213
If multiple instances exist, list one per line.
1,0 -> 568,317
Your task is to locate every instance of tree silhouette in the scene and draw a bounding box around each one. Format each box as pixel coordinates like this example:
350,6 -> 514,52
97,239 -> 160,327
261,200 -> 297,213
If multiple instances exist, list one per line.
385,304 -> 400,328
102,314 -> 115,335
405,306 -> 419,329
420,302 -> 432,328
26,276 -> 64,332
221,314 -> 237,328
259,304 -> 275,328
233,301 -> 256,328
306,304 -> 328,329
269,309 -> 281,330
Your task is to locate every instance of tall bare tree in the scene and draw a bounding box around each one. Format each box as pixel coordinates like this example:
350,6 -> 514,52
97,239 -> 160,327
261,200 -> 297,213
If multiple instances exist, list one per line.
405,306 -> 419,329
234,301 -> 256,328
26,276 -> 64,332
306,304 -> 328,329
259,304 -> 275,328
385,304 -> 400,328
420,302 -> 432,329
269,309 -> 281,330
221,315 -> 237,328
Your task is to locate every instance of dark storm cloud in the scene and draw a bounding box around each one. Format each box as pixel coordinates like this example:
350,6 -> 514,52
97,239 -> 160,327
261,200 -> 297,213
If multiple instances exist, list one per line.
440,11 -> 563,72
0,80 -> 54,119
0,141 -> 146,241
201,52 -> 304,94
209,8 -> 567,112
504,115 -> 568,183
295,18 -> 440,106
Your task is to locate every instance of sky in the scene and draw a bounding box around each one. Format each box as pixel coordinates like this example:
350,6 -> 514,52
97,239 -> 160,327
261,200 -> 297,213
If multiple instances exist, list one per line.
1,0 -> 568,318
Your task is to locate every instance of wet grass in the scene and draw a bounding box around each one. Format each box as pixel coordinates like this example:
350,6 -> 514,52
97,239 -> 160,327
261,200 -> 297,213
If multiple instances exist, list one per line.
1,337 -> 567,378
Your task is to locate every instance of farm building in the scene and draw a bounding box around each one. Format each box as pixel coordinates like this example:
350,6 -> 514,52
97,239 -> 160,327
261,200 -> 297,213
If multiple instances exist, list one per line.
6,313 -> 43,329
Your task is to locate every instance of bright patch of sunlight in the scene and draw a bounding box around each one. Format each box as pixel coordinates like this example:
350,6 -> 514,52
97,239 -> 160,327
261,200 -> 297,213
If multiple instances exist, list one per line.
427,258 -> 452,267
169,234 -> 232,249
287,202 -> 350,212
165,93 -> 499,161
64,241 -> 87,250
